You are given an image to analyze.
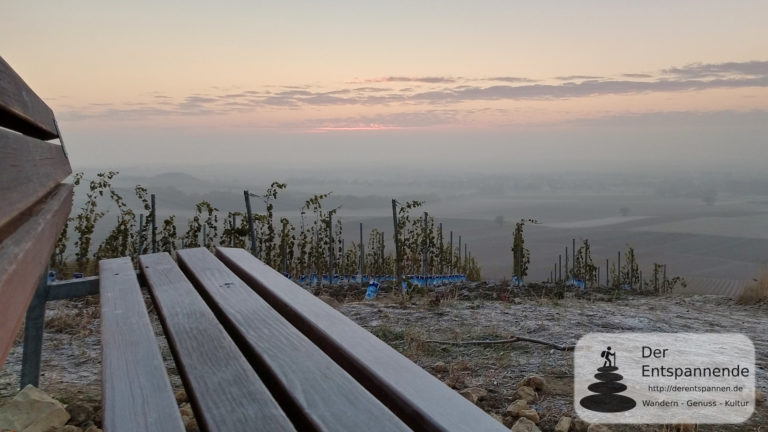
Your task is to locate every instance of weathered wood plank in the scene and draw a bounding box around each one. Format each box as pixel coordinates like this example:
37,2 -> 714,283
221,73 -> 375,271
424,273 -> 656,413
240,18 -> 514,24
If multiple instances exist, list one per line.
176,248 -> 411,432
100,257 -> 185,432
140,253 -> 295,432
0,56 -> 58,140
0,184 -> 72,368
0,128 -> 71,233
217,247 -> 508,432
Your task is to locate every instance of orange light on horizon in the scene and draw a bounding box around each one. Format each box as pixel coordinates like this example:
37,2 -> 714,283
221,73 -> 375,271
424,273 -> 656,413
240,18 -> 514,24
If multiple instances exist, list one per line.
312,124 -> 401,132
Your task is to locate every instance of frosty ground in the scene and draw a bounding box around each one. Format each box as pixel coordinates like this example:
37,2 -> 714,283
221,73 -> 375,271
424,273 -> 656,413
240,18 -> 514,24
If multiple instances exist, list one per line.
1,283 -> 765,431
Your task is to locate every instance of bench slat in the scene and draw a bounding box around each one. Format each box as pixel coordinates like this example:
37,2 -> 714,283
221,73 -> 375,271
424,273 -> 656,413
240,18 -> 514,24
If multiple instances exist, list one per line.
0,56 -> 59,140
217,247 -> 509,432
0,128 -> 71,233
100,257 -> 186,432
140,253 -> 296,432
0,184 -> 72,368
177,248 -> 411,432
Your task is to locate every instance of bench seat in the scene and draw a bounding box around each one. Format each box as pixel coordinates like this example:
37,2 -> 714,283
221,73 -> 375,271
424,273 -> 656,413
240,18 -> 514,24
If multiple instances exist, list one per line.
101,248 -> 507,432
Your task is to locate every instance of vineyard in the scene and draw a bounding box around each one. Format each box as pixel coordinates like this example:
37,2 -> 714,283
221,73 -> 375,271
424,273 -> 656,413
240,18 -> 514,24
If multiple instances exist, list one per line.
510,219 -> 687,295
50,172 -> 692,297
50,172 -> 482,286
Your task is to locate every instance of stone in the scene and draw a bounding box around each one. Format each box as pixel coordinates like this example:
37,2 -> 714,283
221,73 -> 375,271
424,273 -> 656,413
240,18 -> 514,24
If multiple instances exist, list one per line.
490,413 -> 504,424
505,399 -> 528,416
84,426 -> 102,432
53,426 -> 82,432
518,375 -> 547,391
318,295 -> 341,308
433,362 -> 449,372
554,416 -> 572,432
518,408 -> 540,423
458,387 -> 487,404
179,402 -> 194,418
175,390 -> 188,405
182,414 -> 200,432
0,385 -> 70,432
514,385 -> 538,402
65,403 -> 93,426
756,390 -> 766,405
587,425 -> 611,432
179,402 -> 198,431
572,418 -> 589,432
510,417 -> 541,432
453,360 -> 471,371
443,375 -> 466,389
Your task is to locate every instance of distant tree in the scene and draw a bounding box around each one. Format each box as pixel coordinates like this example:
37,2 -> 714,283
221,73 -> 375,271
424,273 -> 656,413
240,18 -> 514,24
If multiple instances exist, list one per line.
619,207 -> 630,217
494,215 -> 505,226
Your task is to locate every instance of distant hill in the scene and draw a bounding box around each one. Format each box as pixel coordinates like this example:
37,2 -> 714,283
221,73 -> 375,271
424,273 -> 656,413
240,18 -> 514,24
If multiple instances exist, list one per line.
118,172 -> 206,188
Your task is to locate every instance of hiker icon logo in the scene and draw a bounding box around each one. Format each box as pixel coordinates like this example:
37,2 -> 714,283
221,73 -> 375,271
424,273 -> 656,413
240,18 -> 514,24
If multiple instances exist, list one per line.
579,346 -> 637,413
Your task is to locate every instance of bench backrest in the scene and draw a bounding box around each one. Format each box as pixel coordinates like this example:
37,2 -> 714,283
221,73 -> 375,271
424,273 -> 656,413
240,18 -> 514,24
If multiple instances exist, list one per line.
0,56 -> 73,367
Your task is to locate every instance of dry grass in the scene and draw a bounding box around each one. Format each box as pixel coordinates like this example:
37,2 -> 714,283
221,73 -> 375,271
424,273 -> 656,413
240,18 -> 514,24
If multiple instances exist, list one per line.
12,296 -> 100,345
403,327 -> 428,358
737,270 -> 768,305
430,287 -> 459,307
658,425 -> 699,432
44,298 -> 100,337
51,260 -> 100,280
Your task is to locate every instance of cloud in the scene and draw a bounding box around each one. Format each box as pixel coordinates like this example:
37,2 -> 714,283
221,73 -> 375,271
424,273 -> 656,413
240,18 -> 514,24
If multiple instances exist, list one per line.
555,75 -> 604,81
353,87 -> 392,92
662,61 -> 768,78
486,76 -> 537,83
406,74 -> 768,103
59,60 -> 768,124
251,60 -> 768,107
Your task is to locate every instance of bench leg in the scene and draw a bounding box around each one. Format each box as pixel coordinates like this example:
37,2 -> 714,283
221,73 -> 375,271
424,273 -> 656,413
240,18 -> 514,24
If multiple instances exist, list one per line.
20,274 -> 49,389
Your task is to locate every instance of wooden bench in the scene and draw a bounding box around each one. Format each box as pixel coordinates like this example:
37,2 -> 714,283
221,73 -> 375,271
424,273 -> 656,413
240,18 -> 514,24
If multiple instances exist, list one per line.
0,57 -> 508,431
0,55 -> 73,374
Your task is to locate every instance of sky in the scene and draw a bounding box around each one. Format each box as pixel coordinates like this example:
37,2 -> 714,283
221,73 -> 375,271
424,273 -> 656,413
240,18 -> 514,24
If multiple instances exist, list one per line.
2,0 -> 767,173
